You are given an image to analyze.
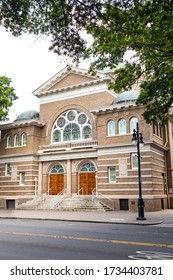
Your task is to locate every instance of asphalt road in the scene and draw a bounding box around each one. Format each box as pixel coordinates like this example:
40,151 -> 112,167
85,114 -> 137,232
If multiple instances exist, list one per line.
0,219 -> 173,260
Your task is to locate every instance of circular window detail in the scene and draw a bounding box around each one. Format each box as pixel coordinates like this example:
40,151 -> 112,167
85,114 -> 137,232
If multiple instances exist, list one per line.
67,110 -> 76,121
57,117 -> 66,128
52,109 -> 92,143
78,113 -> 87,125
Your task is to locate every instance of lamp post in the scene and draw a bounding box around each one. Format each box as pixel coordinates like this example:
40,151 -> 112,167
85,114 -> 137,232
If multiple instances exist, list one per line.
132,122 -> 146,220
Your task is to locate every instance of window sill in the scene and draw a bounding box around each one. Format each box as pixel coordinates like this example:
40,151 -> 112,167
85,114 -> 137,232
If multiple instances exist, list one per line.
6,145 -> 27,149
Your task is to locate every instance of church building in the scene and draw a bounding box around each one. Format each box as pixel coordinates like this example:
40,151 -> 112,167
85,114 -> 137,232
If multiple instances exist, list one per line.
0,66 -> 173,211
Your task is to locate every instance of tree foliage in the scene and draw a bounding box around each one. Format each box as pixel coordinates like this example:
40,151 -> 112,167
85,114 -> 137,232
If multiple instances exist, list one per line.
1,0 -> 173,123
0,76 -> 18,121
87,0 -> 173,124
0,0 -> 102,62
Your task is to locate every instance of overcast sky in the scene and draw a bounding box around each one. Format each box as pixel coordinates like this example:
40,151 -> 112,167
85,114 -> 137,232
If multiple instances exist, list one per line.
0,27 -> 89,122
0,25 -> 135,124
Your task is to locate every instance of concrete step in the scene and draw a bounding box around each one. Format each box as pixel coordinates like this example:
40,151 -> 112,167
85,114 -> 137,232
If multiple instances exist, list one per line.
100,202 -> 114,211
18,195 -> 113,212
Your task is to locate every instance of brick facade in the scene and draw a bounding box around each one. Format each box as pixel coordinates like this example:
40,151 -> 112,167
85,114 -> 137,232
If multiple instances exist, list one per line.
0,66 -> 173,210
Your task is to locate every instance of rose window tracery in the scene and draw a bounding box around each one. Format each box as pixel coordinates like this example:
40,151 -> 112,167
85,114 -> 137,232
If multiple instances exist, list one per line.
52,109 -> 92,143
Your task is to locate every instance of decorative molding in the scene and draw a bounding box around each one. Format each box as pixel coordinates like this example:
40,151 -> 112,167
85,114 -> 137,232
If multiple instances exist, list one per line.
38,83 -> 115,104
39,150 -> 97,162
0,154 -> 38,163
0,119 -> 45,130
33,66 -> 112,97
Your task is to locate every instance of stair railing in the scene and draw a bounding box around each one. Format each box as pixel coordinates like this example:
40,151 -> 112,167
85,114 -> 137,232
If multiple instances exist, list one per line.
34,188 -> 51,209
92,188 -> 97,201
92,188 -> 115,210
69,188 -> 83,209
51,188 -> 67,210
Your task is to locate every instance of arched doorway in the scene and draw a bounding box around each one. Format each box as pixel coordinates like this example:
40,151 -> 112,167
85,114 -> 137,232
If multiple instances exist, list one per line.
79,163 -> 96,195
49,164 -> 64,195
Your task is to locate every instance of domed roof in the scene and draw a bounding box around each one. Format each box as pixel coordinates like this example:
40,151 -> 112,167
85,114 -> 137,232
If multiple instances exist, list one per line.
112,91 -> 139,105
14,110 -> 39,122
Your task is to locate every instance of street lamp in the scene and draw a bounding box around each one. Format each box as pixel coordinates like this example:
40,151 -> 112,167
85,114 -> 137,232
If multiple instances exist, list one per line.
132,122 -> 146,220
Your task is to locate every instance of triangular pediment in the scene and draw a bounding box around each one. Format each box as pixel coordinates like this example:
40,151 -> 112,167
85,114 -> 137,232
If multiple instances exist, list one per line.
49,72 -> 97,91
33,66 -> 111,97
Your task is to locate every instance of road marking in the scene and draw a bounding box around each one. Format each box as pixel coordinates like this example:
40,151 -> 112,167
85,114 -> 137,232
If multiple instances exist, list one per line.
129,251 -> 173,259
0,230 -> 173,249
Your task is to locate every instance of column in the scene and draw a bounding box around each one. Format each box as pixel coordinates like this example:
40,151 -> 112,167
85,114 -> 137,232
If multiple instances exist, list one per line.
38,161 -> 43,195
66,159 -> 72,194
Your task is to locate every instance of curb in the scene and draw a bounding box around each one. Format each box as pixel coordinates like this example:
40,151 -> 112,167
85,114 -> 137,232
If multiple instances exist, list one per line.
0,216 -> 163,225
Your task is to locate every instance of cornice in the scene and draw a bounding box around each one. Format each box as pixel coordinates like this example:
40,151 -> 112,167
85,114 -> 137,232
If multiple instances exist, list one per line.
35,77 -> 112,98
90,102 -> 140,115
32,66 -> 113,97
0,119 -> 45,130
39,82 -> 115,104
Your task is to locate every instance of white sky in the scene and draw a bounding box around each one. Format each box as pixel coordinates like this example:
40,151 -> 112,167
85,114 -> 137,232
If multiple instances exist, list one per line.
0,27 -> 90,122
0,25 -> 135,124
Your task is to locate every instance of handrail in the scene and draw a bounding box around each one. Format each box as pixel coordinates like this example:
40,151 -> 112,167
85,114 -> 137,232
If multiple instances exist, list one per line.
34,189 -> 50,209
34,187 -> 57,209
34,188 -> 67,210
69,188 -> 83,208
92,188 -> 114,210
56,188 -> 66,196
98,192 -> 114,202
51,188 -> 67,209
92,188 -> 97,201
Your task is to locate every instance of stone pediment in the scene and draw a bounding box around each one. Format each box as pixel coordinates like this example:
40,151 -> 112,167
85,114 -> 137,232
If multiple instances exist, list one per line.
33,66 -> 111,97
49,72 -> 97,91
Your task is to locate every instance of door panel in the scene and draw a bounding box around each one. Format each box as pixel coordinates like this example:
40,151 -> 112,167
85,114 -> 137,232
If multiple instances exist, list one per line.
50,174 -> 64,195
88,173 -> 96,195
79,172 -> 96,195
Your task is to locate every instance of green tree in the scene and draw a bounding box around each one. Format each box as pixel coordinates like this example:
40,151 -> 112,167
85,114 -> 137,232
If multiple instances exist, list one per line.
0,76 -> 18,121
0,0 -> 100,62
1,0 -> 173,123
86,0 -> 173,124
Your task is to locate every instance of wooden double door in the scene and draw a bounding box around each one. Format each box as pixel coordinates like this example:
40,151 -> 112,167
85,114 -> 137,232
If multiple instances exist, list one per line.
50,174 -> 64,195
79,172 -> 96,195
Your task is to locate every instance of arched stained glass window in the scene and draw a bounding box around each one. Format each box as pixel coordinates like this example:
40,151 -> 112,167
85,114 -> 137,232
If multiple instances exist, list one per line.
130,117 -> 138,133
63,123 -> 80,141
52,109 -> 92,143
53,129 -> 61,143
22,133 -> 27,145
82,126 -> 92,139
80,163 -> 96,172
107,120 -> 115,136
119,119 -> 126,134
7,135 -> 12,147
50,164 -> 64,174
14,134 -> 19,146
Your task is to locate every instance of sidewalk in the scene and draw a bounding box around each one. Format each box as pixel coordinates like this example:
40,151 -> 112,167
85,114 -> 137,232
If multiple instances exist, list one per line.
1,209 -> 172,225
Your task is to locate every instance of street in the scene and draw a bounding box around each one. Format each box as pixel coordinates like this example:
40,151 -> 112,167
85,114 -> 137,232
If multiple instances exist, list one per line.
0,219 -> 173,260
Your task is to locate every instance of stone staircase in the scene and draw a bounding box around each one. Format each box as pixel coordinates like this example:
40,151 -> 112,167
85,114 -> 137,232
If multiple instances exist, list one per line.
55,195 -> 105,212
17,195 -> 66,210
17,195 -> 113,212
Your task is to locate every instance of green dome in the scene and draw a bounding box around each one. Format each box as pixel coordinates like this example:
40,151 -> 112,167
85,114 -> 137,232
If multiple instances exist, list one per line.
112,91 -> 139,105
14,110 -> 39,122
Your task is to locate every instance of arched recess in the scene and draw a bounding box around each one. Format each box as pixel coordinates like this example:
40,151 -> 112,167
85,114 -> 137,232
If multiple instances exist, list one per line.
49,164 -> 65,195
47,104 -> 96,142
51,109 -> 92,143
79,162 -> 96,195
